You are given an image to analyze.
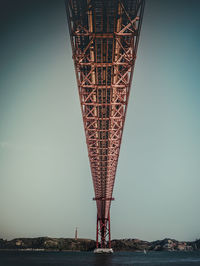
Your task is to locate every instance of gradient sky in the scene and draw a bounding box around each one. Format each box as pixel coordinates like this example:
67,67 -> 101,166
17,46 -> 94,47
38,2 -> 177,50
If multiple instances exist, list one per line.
0,0 -> 199,241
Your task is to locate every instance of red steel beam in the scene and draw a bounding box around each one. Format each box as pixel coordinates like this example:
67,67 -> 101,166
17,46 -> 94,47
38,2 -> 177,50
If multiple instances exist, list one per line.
66,0 -> 145,249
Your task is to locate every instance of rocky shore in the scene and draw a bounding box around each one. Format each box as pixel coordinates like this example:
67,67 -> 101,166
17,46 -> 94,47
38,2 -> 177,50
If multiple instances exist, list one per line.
0,237 -> 200,252
111,238 -> 199,251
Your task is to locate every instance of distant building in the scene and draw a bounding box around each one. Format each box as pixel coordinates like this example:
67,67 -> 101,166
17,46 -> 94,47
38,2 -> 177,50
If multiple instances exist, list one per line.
75,227 -> 78,240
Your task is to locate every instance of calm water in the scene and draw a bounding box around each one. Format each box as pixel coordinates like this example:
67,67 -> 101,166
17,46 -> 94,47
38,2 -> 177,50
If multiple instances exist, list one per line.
0,250 -> 200,266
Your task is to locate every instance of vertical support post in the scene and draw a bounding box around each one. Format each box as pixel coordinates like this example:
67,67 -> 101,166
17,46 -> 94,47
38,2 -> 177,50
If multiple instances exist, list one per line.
108,211 -> 111,249
100,220 -> 103,247
96,215 -> 99,249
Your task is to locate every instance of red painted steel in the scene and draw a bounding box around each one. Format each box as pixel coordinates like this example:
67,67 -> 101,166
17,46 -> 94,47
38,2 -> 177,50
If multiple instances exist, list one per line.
66,0 -> 145,248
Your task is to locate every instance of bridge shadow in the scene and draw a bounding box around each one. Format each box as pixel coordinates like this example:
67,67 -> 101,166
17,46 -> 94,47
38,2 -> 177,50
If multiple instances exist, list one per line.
93,254 -> 113,266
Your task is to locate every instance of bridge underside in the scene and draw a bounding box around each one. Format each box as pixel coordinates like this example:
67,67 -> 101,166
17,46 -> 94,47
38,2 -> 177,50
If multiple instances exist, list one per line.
66,0 -> 144,248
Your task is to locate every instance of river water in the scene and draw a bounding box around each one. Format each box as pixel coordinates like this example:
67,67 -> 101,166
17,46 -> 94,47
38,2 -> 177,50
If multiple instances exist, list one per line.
1,250 -> 200,265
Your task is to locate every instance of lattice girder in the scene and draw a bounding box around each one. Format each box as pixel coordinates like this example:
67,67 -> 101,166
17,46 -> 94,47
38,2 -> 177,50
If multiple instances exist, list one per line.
66,0 -> 145,248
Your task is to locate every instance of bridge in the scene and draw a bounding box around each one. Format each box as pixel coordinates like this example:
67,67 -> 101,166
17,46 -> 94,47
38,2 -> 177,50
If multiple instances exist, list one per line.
66,0 -> 145,250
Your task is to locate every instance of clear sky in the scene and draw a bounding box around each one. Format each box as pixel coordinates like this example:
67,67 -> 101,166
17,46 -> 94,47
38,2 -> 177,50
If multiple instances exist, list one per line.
0,0 -> 199,241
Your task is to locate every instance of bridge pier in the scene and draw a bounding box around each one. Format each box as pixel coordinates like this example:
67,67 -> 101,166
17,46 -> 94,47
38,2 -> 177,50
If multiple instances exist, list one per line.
94,212 -> 113,253
96,212 -> 111,249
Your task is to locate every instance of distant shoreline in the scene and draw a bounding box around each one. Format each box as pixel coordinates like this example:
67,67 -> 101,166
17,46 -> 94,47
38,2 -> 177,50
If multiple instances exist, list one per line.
0,237 -> 200,252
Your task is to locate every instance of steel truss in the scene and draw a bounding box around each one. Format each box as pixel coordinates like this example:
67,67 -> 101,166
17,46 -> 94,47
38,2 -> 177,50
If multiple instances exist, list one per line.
66,0 -> 145,248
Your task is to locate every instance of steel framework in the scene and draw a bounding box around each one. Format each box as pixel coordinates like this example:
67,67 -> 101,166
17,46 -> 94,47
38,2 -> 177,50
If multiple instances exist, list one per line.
66,0 -> 145,249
